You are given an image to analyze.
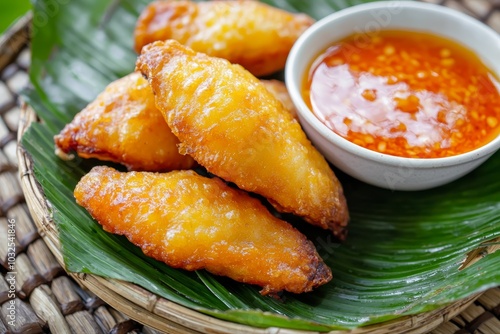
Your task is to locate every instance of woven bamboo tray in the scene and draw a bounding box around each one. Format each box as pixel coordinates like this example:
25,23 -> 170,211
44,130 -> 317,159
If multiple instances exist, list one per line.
4,0 -> 500,333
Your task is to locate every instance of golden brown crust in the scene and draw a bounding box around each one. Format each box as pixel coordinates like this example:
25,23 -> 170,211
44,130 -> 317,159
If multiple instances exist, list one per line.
136,40 -> 349,239
260,80 -> 298,120
54,72 -> 195,172
75,166 -> 332,294
133,0 -> 314,76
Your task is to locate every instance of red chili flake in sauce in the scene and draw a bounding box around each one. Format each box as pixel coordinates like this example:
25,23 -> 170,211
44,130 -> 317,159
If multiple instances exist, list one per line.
304,30 -> 500,158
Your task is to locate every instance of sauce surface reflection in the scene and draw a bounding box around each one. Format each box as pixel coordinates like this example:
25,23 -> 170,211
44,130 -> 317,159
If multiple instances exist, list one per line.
304,31 -> 500,158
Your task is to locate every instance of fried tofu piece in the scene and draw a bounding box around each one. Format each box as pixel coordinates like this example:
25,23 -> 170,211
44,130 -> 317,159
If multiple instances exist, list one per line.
133,0 -> 314,76
54,72 -> 195,172
75,166 -> 332,295
136,40 -> 349,239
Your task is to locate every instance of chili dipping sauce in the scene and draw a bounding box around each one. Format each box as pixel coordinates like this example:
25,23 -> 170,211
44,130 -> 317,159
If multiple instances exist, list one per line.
304,30 -> 500,158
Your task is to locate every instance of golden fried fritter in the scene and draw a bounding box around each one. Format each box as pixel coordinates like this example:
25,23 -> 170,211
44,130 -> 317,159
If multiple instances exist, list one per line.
136,40 -> 349,239
54,72 -> 195,172
133,0 -> 314,76
75,166 -> 332,295
260,79 -> 298,120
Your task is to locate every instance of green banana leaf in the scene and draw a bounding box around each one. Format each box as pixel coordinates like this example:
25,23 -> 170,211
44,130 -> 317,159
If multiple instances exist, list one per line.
22,0 -> 500,331
0,0 -> 31,34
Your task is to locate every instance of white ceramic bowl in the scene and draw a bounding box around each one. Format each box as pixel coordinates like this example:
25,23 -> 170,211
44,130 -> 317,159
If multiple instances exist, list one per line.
285,1 -> 500,191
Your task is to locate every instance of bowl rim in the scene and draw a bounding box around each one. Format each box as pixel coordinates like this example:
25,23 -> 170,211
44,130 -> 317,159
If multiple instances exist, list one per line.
285,0 -> 500,168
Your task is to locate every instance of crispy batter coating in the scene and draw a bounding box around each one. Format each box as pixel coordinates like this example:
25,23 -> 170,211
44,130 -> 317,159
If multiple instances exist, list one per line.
136,40 -> 349,239
133,0 -> 314,76
54,72 -> 195,172
260,79 -> 298,120
75,166 -> 332,295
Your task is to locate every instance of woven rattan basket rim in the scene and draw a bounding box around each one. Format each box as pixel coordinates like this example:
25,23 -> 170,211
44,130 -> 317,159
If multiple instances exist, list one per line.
17,104 -> 490,334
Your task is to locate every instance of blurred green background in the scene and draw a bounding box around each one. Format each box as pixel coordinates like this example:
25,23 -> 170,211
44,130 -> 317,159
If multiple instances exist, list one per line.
0,0 -> 31,34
